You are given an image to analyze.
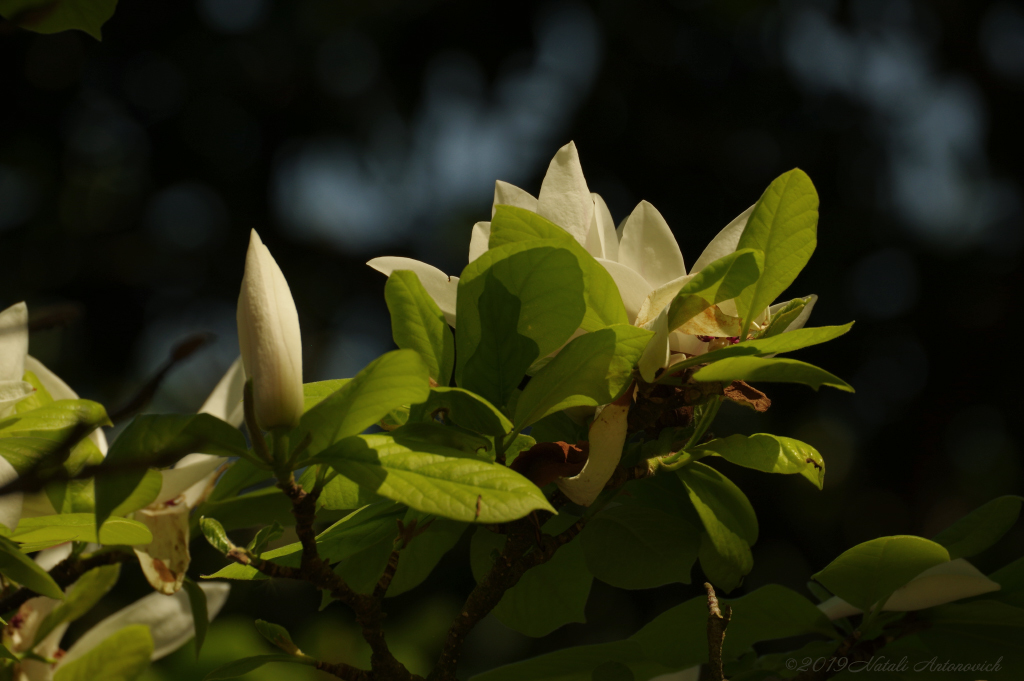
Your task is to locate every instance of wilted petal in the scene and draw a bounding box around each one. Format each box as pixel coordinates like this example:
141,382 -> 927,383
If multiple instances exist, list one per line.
584,193 -> 618,261
556,392 -> 631,506
367,256 -> 459,327
689,205 -> 754,274
468,221 -> 491,263
237,230 -> 304,430
817,558 -> 1002,621
492,180 -> 537,215
617,201 -> 687,288
537,141 -> 593,246
133,498 -> 191,595
24,356 -> 108,454
62,582 -> 230,665
0,302 -> 28,383
668,330 -> 709,357
595,259 -> 654,324
0,454 -> 23,531
154,457 -> 225,507
199,357 -> 246,427
678,306 -> 743,338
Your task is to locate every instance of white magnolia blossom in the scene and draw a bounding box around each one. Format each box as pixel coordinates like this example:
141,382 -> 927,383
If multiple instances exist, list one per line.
817,558 -> 1002,620
367,142 -> 817,381
3,567 -> 229,681
133,358 -> 246,595
237,229 -> 304,430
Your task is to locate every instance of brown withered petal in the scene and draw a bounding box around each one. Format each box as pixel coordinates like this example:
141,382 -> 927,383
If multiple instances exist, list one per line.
509,441 -> 589,488
723,381 -> 771,412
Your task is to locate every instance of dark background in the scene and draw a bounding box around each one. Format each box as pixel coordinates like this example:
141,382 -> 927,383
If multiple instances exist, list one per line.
2,0 -> 1023,678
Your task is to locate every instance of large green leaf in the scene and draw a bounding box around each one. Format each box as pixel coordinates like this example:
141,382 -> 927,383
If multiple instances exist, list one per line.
0,535 -> 64,598
513,325 -> 650,428
182,577 -> 209,659
734,168 -> 819,335
95,413 -> 246,530
489,205 -> 629,330
471,514 -> 592,637
386,517 -> 466,597
691,434 -> 826,489
456,241 -> 587,408
677,462 -> 758,592
581,505 -> 700,590
0,0 -> 118,40
313,434 -> 554,523
203,654 -> 314,680
660,323 -> 854,376
53,624 -> 153,681
932,495 -> 1023,560
0,399 -> 110,443
666,248 -> 763,332
300,349 -> 430,456
692,356 -> 853,392
408,387 -> 512,438
10,514 -> 153,551
385,270 -> 455,386
302,379 -> 350,412
469,641 -> 665,681
33,565 -> 120,646
812,536 -> 950,611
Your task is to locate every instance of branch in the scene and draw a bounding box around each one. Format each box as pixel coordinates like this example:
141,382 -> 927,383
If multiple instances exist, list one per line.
107,332 -> 214,422
0,549 -> 133,614
705,583 -> 732,681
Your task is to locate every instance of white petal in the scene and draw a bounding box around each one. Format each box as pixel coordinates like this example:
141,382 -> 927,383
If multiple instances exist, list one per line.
24,356 -> 108,454
62,582 -> 230,664
468,221 -> 491,263
132,499 -> 191,595
199,357 -> 246,427
584,193 -> 618,261
367,257 -> 459,327
492,180 -> 537,216
595,259 -> 654,325
690,205 -> 754,274
0,454 -> 23,531
34,543 -> 73,572
638,309 -> 671,383
156,456 -> 225,506
237,230 -> 304,430
3,595 -> 60,654
635,274 -> 694,329
668,331 -> 709,357
537,141 -> 593,245
817,596 -> 863,621
556,394 -> 630,506
0,302 -> 28,383
617,201 -> 687,288
0,379 -> 35,417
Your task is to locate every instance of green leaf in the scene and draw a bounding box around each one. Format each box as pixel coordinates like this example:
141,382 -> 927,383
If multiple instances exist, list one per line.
407,387 -> 512,438
0,535 -> 64,598
391,422 -> 492,458
990,556 -> 1024,609
456,241 -> 587,408
10,514 -> 153,550
254,619 -> 300,655
246,521 -> 284,557
203,654 -> 314,680
468,641 -> 661,681
691,434 -> 826,489
529,411 -> 586,446
385,270 -> 456,386
932,495 -> 1023,560
302,379 -> 350,412
677,462 -> 758,592
95,413 -> 246,531
470,515 -> 592,637
33,565 -> 120,646
16,370 -> 54,413
314,434 -> 554,523
386,517 -> 467,597
489,205 -> 629,330
0,0 -> 118,40
182,577 -> 209,659
660,323 -> 854,376
761,296 -> 813,338
200,516 -> 234,555
300,349 -> 430,456
581,505 -> 700,589
513,325 -> 651,428
310,471 -> 382,512
0,399 -> 110,445
666,249 -> 763,332
692,356 -> 854,392
812,536 -> 950,611
734,168 -> 819,335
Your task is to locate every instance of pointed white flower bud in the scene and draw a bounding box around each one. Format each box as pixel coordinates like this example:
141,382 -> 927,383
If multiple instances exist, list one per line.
236,230 -> 304,429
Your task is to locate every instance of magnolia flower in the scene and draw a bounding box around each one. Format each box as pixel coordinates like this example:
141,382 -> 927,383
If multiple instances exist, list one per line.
0,303 -> 34,418
133,358 -> 246,595
556,390 -> 631,506
3,567 -> 229,681
237,229 -> 304,430
817,558 -> 1001,620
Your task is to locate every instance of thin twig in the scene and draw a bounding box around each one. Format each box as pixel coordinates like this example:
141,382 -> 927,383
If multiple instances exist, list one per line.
705,582 -> 732,681
108,332 -> 214,422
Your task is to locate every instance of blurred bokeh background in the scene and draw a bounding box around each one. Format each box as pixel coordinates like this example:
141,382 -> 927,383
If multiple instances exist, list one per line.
2,0 -> 1023,677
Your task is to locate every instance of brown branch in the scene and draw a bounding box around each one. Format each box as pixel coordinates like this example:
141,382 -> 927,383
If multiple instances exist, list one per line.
0,549 -> 133,614
373,550 -> 401,600
316,659 -> 372,681
705,582 -> 732,681
108,332 -> 214,422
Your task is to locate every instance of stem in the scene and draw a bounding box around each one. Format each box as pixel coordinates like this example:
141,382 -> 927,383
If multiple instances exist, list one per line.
704,582 -> 732,681
660,396 -> 722,468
